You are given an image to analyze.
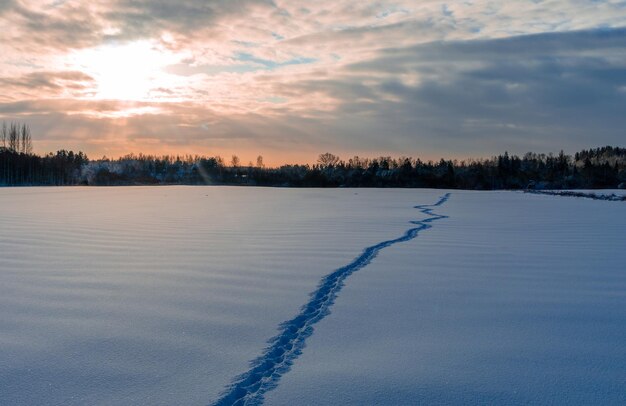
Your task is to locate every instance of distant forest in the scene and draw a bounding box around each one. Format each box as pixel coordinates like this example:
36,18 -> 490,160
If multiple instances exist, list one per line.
1,122 -> 625,189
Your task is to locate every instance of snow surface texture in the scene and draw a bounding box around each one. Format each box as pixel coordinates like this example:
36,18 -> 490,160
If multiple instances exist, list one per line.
567,189 -> 626,197
0,187 -> 443,405
1,187 -> 625,405
526,190 -> 626,201
213,194 -> 450,405
266,190 -> 626,405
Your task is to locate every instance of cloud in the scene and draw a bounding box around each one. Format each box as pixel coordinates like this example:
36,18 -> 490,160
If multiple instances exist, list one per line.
1,1 -> 625,162
0,71 -> 95,99
105,0 -> 277,39
262,28 -> 626,156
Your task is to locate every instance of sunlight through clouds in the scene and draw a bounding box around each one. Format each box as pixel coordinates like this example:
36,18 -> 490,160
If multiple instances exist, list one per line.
0,0 -> 625,163
67,40 -> 189,101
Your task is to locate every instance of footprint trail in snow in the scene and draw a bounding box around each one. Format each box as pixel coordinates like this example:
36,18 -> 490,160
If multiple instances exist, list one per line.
212,193 -> 451,406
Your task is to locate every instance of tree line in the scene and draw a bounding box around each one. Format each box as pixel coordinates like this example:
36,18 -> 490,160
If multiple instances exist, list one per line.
1,122 -> 87,186
1,122 -> 624,189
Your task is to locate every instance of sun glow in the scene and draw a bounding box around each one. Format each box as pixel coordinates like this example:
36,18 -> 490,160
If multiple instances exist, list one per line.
69,41 -> 185,101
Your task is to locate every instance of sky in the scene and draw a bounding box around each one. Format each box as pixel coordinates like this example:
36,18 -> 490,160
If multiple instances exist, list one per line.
1,0 -> 625,165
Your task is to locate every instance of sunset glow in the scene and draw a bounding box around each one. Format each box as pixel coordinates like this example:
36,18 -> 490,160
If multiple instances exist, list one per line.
1,1 -> 625,164
69,41 -> 184,101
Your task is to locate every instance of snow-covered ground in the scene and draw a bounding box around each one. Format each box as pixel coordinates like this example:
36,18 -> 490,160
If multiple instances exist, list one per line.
1,187 -> 625,405
538,189 -> 626,200
572,189 -> 626,196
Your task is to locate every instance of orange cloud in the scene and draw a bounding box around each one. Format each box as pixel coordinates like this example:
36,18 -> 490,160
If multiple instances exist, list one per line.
1,1 -> 625,163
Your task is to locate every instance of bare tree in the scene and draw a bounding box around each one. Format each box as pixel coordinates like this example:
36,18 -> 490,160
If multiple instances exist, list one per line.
1,122 -> 6,149
230,155 -> 240,168
20,123 -> 33,154
317,152 -> 340,168
8,122 -> 19,152
256,155 -> 264,168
